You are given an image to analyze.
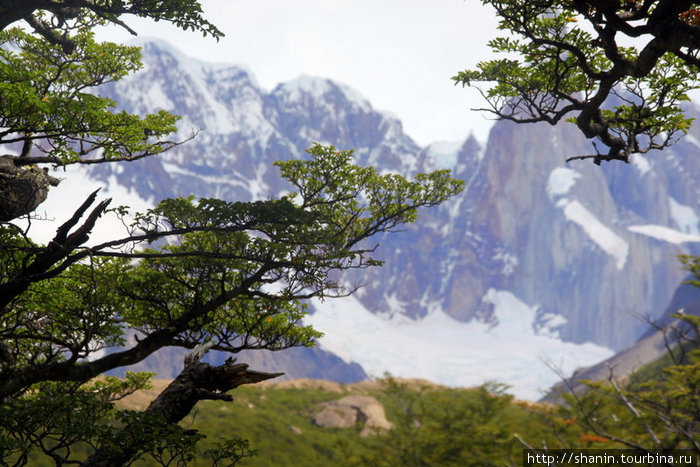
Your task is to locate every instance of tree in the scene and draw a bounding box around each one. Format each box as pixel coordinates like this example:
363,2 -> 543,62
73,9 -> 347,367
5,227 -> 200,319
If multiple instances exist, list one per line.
454,1 -> 700,164
0,5 -> 465,466
0,1 -> 220,221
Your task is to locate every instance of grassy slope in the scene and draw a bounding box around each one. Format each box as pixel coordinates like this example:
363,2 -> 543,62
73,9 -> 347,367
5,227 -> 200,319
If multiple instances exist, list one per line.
120,379 -> 549,467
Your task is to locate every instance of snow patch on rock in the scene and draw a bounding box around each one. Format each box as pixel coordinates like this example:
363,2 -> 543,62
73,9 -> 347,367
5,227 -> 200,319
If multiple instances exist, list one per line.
628,224 -> 700,244
547,167 -> 581,199
630,153 -> 652,176
669,196 -> 700,235
558,199 -> 629,270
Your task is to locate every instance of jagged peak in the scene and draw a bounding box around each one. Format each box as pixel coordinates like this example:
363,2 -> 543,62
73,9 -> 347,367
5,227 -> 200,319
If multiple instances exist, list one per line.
462,132 -> 482,153
273,74 -> 371,112
126,37 -> 259,87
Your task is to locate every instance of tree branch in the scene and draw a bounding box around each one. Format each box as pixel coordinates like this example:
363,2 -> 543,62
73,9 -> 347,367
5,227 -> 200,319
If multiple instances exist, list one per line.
83,343 -> 281,466
0,189 -> 111,310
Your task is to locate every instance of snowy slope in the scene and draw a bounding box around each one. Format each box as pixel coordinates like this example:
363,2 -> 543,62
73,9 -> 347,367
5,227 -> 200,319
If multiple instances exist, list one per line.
559,199 -> 629,270
547,167 -> 629,270
306,291 -> 612,400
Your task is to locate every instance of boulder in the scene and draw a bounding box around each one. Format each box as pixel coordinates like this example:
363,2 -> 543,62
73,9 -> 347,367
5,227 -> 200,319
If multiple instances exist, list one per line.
313,395 -> 393,436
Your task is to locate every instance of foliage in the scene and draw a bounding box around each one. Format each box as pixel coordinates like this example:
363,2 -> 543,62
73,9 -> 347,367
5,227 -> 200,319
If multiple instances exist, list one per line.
455,0 -> 700,164
525,260 -> 700,456
542,327 -> 700,454
0,3 -> 464,465
0,0 -> 222,54
107,351 -> 698,467
0,26 -> 182,169
0,14 -> 188,222
0,142 -> 462,464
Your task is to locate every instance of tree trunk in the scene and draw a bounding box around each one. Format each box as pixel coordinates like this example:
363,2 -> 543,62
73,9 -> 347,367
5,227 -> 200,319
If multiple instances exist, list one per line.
83,343 -> 283,466
0,156 -> 59,221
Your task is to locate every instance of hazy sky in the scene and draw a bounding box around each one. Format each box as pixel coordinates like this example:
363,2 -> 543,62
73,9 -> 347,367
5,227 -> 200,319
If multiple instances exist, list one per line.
95,0 -> 501,147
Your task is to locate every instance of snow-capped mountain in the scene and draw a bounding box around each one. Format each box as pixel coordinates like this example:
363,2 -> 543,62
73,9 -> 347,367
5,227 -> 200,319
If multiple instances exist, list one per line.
91,40 -> 429,204
50,39 -> 700,399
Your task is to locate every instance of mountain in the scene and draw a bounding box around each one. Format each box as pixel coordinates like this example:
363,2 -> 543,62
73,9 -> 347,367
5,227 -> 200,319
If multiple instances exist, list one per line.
58,39 -> 700,399
365,116 -> 700,347
91,40 -> 429,204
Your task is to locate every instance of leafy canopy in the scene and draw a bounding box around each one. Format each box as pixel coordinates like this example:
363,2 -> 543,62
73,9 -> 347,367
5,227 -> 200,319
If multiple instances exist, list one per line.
0,143 -> 463,465
543,314 -> 700,454
455,1 -> 700,164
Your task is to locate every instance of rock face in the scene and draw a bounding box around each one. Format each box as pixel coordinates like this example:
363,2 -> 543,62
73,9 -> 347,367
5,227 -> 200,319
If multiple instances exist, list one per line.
312,395 -> 393,436
91,39 -> 700,383
359,116 -> 700,350
548,276 -> 700,399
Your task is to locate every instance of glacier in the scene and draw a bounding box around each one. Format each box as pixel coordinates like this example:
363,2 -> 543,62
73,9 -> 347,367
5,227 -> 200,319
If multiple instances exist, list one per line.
306,290 -> 613,401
